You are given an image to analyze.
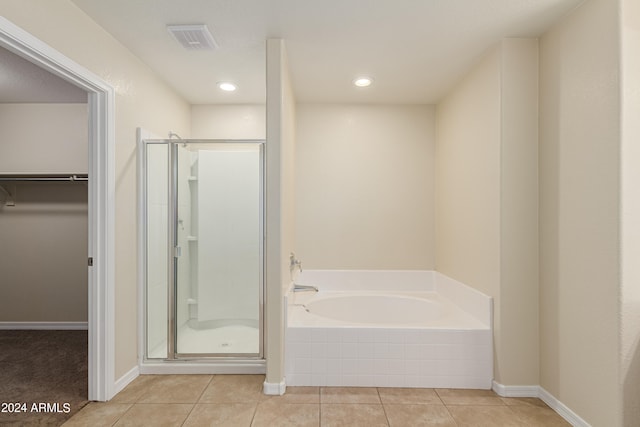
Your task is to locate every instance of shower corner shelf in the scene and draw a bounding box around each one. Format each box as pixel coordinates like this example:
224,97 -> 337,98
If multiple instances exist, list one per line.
188,176 -> 198,182
187,235 -> 198,241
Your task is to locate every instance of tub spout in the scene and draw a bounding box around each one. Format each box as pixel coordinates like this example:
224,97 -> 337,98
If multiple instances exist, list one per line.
293,284 -> 318,292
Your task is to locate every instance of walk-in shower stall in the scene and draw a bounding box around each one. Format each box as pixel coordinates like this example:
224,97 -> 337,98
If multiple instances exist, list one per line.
140,138 -> 264,365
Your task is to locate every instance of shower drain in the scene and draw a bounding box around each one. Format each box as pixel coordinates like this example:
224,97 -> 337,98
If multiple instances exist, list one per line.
220,342 -> 231,347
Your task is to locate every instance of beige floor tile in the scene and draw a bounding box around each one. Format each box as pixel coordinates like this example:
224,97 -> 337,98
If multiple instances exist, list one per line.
252,400 -> 319,427
321,403 -> 388,427
270,386 -> 320,403
436,388 -> 504,405
62,402 -> 133,427
137,374 -> 213,403
111,375 -> 161,403
199,374 -> 268,403
182,403 -> 257,427
378,387 -> 442,404
384,404 -> 456,427
447,405 -> 526,427
320,387 -> 381,404
509,406 -> 572,426
113,403 -> 193,427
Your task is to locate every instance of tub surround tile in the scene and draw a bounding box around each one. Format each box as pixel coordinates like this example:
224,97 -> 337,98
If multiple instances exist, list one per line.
320,387 -> 381,404
295,357 -> 313,374
378,387 -> 442,404
287,304 -> 492,389
384,404 -> 457,427
113,403 -> 193,426
137,375 -> 212,404
321,403 -> 388,427
182,403 -> 257,427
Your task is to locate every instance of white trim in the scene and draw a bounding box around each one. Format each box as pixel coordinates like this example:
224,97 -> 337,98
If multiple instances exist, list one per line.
114,366 -> 139,397
491,381 -> 539,398
0,17 -> 115,402
140,361 -> 266,375
492,382 -> 591,427
539,387 -> 592,427
263,379 -> 286,395
0,322 -> 88,330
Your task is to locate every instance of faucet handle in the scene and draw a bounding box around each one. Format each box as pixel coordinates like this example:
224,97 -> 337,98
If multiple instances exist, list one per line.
289,252 -> 302,273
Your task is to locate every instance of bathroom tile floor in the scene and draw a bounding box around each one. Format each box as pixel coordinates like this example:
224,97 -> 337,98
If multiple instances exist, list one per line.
62,374 -> 571,426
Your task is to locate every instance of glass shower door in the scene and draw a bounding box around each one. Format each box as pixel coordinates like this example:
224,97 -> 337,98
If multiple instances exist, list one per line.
173,142 -> 263,357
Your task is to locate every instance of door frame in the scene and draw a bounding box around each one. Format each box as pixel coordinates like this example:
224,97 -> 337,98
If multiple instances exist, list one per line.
0,17 -> 116,401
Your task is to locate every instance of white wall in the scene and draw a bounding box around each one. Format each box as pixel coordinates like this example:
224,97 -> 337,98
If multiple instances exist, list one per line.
621,1 -> 640,424
498,39 -> 539,386
196,147 -> 261,324
191,105 -> 265,140
436,40 -> 539,386
0,103 -> 88,323
435,48 -> 501,298
0,104 -> 88,173
539,0 -> 622,424
265,39 -> 296,388
0,184 -> 88,322
0,1 -> 191,380
296,104 -> 435,270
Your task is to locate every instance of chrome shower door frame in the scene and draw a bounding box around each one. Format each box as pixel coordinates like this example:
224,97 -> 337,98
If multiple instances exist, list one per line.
143,138 -> 265,362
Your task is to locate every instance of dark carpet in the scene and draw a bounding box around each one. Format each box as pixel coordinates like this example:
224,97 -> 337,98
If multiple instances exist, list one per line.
0,330 -> 89,426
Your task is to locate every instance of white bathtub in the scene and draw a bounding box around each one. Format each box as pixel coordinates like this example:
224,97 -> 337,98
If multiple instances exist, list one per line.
285,270 -> 493,389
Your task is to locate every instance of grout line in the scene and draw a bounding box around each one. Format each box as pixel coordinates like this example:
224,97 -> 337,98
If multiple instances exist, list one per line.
249,400 -> 259,426
110,402 -> 136,426
180,374 -> 215,426
440,401 -> 460,426
376,387 -> 391,426
194,374 -> 215,403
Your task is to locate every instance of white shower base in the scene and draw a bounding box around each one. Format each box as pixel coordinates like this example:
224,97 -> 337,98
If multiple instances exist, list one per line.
148,324 -> 259,358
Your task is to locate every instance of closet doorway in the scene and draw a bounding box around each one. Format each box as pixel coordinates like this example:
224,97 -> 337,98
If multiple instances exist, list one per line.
0,17 -> 115,402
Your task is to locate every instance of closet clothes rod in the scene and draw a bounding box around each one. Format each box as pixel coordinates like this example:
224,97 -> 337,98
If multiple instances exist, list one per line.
0,174 -> 88,182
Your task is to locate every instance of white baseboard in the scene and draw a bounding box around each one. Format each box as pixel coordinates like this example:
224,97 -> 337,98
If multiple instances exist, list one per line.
538,387 -> 591,427
492,381 -> 539,397
113,366 -> 139,398
0,321 -> 88,330
492,381 -> 591,427
263,379 -> 286,395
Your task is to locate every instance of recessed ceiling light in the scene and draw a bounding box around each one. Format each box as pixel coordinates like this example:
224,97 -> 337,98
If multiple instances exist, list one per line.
353,77 -> 373,87
217,82 -> 237,92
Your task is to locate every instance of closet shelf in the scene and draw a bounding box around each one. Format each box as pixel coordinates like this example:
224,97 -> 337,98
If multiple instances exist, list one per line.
0,174 -> 88,182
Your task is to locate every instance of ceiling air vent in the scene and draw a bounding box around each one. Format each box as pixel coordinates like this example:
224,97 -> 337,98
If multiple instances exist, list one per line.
167,24 -> 218,51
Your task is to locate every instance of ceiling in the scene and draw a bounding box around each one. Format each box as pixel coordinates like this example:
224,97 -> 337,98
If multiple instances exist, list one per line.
7,0 -> 585,105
